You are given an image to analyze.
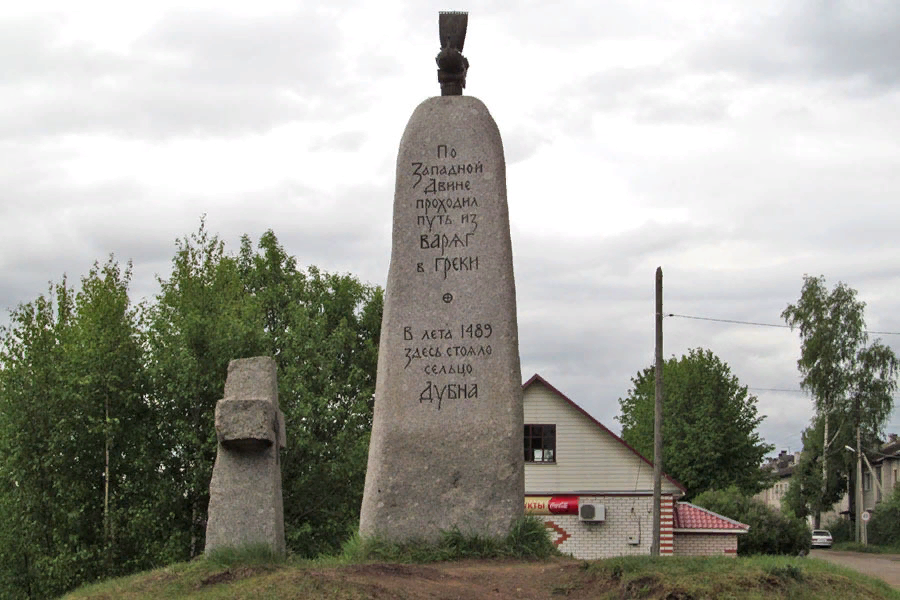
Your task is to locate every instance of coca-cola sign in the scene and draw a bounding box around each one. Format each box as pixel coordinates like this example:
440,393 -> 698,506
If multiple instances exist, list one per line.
524,495 -> 578,515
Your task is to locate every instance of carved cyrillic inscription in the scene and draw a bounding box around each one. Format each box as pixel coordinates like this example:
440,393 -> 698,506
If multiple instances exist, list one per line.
400,322 -> 494,408
400,144 -> 495,408
412,145 -> 482,279
419,381 -> 479,410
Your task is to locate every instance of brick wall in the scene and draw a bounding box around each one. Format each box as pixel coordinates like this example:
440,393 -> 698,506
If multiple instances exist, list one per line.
673,533 -> 739,557
538,495 -> 676,560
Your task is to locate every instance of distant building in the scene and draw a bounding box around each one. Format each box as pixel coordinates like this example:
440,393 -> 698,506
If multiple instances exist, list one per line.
522,374 -> 748,558
753,449 -> 848,527
754,450 -> 800,512
862,434 -> 900,512
756,434 -> 900,526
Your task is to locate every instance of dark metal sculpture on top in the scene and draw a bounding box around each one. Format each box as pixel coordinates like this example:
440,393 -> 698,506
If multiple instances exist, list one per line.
436,11 -> 468,96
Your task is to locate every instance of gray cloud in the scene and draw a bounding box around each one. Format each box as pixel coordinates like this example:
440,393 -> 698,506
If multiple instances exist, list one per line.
311,131 -> 368,153
0,9 -> 370,141
690,1 -> 900,93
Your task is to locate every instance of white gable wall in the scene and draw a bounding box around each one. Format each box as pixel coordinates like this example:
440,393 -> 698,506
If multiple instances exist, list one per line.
524,380 -> 681,495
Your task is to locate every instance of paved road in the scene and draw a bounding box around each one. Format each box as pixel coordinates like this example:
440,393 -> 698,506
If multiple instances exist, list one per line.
810,549 -> 900,589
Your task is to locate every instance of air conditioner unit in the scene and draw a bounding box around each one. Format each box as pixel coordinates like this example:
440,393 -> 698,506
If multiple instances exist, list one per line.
579,503 -> 605,522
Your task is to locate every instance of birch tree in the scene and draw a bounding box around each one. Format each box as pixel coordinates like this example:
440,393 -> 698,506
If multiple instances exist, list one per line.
782,275 -> 898,525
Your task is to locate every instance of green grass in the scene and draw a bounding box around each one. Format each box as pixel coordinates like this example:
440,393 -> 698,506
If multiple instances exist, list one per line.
340,515 -> 559,563
62,553 -> 900,600
62,523 -> 900,600
833,541 -> 900,554
205,542 -> 288,567
63,554 -> 900,600
585,555 -> 900,599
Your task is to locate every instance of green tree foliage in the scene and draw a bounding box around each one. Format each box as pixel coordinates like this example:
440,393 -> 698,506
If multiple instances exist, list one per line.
782,276 -> 868,423
0,281 -> 74,599
823,515 -> 854,543
782,275 -> 898,522
67,260 -> 159,575
617,348 -> 773,499
0,223 -> 382,598
144,222 -> 266,560
237,230 -> 382,557
0,260 -> 152,599
693,486 -> 811,556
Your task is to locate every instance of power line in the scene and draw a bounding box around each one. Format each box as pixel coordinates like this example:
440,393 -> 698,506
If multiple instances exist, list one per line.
749,387 -> 806,393
666,313 -> 900,336
666,313 -> 789,328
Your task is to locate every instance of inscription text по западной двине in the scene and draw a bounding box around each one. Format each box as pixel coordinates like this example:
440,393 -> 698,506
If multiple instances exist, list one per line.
412,145 -> 481,280
403,145 -> 498,410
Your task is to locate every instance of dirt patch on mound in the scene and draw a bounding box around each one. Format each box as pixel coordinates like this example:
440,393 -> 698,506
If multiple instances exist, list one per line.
200,565 -> 273,587
314,559 -> 612,600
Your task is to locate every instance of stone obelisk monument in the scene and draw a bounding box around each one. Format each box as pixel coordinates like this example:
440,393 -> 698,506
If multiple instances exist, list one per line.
360,12 -> 524,542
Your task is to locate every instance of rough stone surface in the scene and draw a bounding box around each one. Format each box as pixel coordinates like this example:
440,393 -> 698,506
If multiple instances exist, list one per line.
216,399 -> 277,448
205,356 -> 286,555
359,95 -> 524,542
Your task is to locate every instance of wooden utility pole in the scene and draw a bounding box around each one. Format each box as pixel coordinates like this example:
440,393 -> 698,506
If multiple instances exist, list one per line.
856,424 -> 864,544
651,267 -> 663,555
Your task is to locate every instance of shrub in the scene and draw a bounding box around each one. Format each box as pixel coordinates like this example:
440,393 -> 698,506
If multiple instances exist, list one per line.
693,486 -> 811,556
823,516 -> 853,543
867,487 -> 900,547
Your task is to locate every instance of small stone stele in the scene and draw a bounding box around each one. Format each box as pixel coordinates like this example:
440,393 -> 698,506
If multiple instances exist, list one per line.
205,356 -> 286,555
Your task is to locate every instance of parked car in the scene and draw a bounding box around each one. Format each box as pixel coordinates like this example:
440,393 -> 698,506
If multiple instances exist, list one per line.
811,530 -> 833,548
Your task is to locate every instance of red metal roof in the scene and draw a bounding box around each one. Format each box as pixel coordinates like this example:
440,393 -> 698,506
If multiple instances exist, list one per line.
674,502 -> 749,531
522,373 -> 687,494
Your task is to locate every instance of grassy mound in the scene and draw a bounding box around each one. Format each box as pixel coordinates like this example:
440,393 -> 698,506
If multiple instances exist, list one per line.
63,553 -> 899,600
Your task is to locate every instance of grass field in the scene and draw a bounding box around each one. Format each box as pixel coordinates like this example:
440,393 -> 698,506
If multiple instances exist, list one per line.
64,553 -> 900,600
833,541 -> 900,554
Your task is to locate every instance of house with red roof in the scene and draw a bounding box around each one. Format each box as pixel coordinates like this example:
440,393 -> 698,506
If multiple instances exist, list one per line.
522,374 -> 748,558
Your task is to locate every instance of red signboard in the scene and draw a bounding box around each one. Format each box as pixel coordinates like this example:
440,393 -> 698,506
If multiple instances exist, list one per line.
524,495 -> 578,515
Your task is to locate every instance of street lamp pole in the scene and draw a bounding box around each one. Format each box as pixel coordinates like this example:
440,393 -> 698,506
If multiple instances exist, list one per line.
845,443 -> 864,544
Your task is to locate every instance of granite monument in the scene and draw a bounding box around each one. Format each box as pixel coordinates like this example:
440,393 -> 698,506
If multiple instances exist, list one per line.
359,11 -> 524,542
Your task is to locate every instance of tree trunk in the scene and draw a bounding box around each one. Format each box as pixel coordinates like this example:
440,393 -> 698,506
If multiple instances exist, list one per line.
856,423 -> 863,544
104,395 -> 110,544
821,412 -> 829,507
191,503 -> 198,558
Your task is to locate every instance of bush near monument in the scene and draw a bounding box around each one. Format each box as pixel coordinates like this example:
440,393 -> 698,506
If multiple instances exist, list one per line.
344,516 -> 558,563
693,486 -> 811,556
0,222 -> 382,600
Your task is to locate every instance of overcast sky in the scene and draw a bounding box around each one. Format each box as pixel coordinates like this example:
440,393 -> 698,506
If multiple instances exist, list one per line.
3,0 -> 899,458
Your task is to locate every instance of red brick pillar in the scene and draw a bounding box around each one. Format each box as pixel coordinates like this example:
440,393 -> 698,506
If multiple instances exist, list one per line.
660,495 -> 675,555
